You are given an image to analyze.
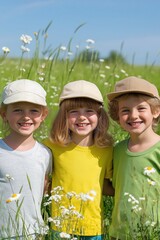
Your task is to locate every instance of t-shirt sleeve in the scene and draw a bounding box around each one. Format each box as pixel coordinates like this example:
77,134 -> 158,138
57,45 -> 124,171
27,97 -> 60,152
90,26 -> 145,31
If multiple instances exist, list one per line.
40,142 -> 53,175
46,147 -> 53,174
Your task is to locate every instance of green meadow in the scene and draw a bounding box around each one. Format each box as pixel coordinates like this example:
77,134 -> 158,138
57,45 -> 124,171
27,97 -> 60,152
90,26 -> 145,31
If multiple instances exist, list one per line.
1,52 -> 160,141
0,29 -> 160,239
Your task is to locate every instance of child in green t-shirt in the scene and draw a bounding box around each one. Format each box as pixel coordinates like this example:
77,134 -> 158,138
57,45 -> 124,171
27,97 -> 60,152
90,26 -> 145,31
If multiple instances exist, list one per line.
107,76 -> 160,240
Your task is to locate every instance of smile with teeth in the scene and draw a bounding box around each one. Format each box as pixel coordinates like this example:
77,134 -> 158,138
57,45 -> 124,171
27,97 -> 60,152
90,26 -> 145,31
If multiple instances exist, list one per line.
19,123 -> 33,126
128,121 -> 143,127
76,123 -> 89,127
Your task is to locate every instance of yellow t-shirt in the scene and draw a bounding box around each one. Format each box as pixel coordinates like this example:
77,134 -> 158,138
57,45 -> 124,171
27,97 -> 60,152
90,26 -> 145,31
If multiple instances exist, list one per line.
44,139 -> 113,236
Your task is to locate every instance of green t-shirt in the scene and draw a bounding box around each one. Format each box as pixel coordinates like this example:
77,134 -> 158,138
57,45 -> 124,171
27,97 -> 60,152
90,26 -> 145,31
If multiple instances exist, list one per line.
44,139 -> 113,236
109,139 -> 160,239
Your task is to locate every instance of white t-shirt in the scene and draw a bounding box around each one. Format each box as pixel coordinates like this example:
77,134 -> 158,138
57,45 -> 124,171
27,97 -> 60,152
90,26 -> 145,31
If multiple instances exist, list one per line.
0,139 -> 52,239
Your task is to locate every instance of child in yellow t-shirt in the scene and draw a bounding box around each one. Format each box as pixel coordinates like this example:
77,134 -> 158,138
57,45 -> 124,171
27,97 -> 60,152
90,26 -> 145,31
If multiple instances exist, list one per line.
44,80 -> 114,240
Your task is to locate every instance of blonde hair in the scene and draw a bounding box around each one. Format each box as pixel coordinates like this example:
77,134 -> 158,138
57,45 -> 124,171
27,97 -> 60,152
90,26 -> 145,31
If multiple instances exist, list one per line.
49,97 -> 113,147
108,93 -> 160,130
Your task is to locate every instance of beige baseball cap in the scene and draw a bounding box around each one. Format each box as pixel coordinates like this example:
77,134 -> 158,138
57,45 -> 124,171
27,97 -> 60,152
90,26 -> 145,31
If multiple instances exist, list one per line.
107,76 -> 160,101
1,79 -> 47,106
59,80 -> 103,104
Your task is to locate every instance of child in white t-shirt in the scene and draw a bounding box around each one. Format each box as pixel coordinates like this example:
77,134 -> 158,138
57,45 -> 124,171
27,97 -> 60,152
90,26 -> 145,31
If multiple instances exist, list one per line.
0,79 -> 52,239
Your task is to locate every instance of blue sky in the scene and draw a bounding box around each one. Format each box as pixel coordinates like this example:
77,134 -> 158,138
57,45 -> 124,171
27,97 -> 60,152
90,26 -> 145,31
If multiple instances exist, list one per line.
1,0 -> 160,65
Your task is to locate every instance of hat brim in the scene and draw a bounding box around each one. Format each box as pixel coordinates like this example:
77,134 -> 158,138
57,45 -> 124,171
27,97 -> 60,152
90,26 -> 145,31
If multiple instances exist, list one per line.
3,92 -> 47,106
107,90 -> 156,101
60,94 -> 103,104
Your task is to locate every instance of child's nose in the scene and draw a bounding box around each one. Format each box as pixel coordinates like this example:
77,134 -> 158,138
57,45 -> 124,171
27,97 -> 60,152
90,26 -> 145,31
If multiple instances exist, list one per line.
78,111 -> 86,119
130,109 -> 138,118
78,113 -> 86,119
22,111 -> 30,118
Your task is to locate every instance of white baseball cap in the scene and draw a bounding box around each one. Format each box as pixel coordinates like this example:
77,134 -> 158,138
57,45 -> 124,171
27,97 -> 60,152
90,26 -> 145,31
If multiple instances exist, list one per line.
1,79 -> 47,106
59,80 -> 103,104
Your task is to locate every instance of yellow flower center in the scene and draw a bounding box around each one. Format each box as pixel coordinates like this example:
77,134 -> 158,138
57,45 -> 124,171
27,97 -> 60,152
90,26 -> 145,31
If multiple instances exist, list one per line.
146,166 -> 152,171
11,193 -> 18,198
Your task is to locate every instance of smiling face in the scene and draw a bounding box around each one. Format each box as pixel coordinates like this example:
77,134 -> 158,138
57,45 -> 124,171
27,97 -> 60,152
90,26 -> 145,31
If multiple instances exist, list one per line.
68,107 -> 98,137
2,102 -> 48,138
118,95 -> 159,137
65,98 -> 100,145
68,107 -> 98,145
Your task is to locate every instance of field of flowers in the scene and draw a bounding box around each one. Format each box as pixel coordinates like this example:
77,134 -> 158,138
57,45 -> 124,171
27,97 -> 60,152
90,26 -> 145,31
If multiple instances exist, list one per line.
1,32 -> 160,140
0,28 -> 160,239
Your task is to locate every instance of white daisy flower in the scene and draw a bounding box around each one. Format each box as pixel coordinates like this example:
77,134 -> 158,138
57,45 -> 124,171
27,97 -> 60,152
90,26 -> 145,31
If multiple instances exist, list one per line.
2,47 -> 10,54
20,34 -> 32,44
6,193 -> 21,203
59,232 -> 71,239
144,166 -> 156,176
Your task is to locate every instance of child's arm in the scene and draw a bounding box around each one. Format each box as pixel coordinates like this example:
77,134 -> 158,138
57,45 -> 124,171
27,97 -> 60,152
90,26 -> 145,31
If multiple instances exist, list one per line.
44,174 -> 52,195
103,178 -> 115,196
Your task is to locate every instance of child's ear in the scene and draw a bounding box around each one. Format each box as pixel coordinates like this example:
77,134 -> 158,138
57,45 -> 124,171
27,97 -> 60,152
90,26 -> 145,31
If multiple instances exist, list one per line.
153,107 -> 160,119
41,108 -> 48,121
0,109 -> 7,122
